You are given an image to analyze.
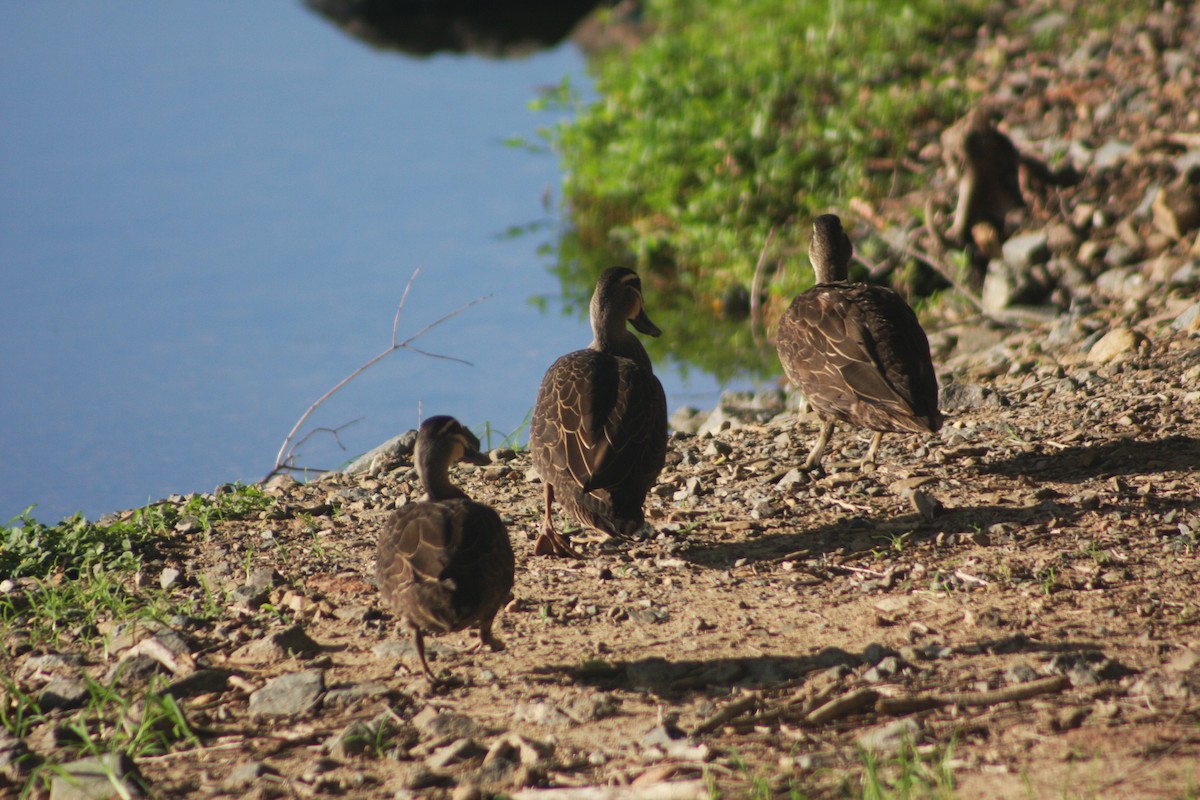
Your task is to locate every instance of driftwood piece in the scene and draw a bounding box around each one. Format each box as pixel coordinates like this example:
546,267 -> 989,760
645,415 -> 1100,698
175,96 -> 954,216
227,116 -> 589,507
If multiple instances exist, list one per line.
805,688 -> 880,725
875,675 -> 1069,716
691,694 -> 760,736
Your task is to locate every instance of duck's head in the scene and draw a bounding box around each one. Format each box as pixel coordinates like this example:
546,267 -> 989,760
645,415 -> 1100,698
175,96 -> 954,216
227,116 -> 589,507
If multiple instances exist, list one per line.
591,266 -> 661,338
415,416 -> 489,492
809,214 -> 854,284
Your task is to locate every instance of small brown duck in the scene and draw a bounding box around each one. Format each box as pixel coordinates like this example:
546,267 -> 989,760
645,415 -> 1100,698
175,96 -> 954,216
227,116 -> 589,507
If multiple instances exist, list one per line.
375,415 -> 514,681
529,266 -> 668,557
776,214 -> 942,471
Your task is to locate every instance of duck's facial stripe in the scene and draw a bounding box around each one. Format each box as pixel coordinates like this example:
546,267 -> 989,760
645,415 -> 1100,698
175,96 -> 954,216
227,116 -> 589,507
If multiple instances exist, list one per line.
434,418 -> 461,439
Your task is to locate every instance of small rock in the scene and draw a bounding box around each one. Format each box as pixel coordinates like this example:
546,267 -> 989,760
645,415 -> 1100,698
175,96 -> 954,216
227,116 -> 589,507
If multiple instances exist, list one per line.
1166,648 -> 1200,673
19,653 -> 83,682
322,681 -> 393,708
513,700 -> 572,728
1172,302 -> 1200,332
1001,231 -> 1051,269
939,382 -> 1003,411
775,469 -> 805,490
0,732 -> 41,781
1005,664 -> 1040,684
861,643 -> 899,666
426,738 -> 486,770
907,488 -> 942,521
1052,706 -> 1091,732
224,761 -> 275,790
49,754 -> 144,800
159,567 -> 181,590
403,765 -> 449,791
857,717 -> 921,754
484,733 -> 554,768
38,677 -> 89,712
248,669 -> 324,717
230,624 -> 322,663
1086,328 -> 1145,364
669,406 -> 708,435
1092,141 -> 1132,171
412,707 -> 477,739
105,653 -> 166,686
1152,185 -> 1200,240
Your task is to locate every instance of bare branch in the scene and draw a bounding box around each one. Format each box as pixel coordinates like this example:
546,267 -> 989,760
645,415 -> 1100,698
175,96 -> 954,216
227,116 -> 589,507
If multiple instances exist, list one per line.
392,268 -> 421,347
749,227 -> 776,351
267,270 -> 490,480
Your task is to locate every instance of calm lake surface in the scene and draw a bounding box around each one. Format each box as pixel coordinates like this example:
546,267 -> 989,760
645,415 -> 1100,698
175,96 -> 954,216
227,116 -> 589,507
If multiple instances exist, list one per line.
1,4 -> 750,524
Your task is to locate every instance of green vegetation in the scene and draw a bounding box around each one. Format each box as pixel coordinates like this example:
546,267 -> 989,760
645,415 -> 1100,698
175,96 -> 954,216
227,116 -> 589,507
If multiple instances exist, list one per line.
0,485 -> 273,794
546,0 -> 989,377
858,741 -> 958,799
2,484 -> 272,580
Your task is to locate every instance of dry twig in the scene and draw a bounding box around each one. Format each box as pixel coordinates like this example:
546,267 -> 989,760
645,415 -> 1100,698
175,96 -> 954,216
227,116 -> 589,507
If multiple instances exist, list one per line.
875,674 -> 1068,716
266,268 -> 490,479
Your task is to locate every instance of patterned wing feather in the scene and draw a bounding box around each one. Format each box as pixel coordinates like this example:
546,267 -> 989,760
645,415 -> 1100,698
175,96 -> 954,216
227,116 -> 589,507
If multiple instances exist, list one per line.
777,284 -> 941,434
531,349 -> 667,535
376,500 -> 514,634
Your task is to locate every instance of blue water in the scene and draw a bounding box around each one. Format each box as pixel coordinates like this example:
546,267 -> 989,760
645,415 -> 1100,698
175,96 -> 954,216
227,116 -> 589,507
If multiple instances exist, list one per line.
0,4 -> 742,525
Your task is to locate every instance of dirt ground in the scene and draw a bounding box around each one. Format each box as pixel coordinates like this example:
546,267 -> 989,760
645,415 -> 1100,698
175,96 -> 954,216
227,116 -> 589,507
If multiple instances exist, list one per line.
16,300 -> 1194,799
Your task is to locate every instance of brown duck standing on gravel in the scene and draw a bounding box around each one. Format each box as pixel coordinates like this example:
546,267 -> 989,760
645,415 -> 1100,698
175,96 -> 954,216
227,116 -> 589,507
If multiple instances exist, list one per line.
375,415 -> 514,681
776,214 -> 942,472
529,266 -> 668,557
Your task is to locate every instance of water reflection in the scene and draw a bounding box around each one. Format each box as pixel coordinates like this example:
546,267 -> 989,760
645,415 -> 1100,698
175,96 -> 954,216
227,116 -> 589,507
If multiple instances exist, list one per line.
553,230 -> 778,383
305,0 -> 617,58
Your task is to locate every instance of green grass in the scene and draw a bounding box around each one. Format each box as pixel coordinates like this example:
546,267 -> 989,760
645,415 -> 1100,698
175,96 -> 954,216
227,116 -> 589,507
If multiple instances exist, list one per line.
545,0 -> 989,378
2,484 -> 272,580
859,741 -> 958,799
1,489 -> 266,797
538,0 -> 1161,380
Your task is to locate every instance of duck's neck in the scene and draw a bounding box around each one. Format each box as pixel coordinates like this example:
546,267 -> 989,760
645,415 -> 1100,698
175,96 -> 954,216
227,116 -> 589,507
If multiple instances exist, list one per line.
419,456 -> 469,501
813,259 -> 849,284
591,323 -> 653,371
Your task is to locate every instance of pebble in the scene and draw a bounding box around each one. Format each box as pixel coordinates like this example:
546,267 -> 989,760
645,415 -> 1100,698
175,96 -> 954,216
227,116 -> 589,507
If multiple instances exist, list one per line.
856,717 -> 921,754
248,669 -> 324,717
1005,664 -> 1040,684
513,700 -> 573,727
224,761 -> 273,790
413,707 -> 478,738
49,753 -> 143,800
425,737 -> 487,770
230,624 -> 322,663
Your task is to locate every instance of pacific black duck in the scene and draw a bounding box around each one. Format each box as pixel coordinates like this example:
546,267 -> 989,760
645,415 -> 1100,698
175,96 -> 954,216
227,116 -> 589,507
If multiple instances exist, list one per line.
375,415 -> 515,681
529,266 -> 668,557
776,214 -> 942,471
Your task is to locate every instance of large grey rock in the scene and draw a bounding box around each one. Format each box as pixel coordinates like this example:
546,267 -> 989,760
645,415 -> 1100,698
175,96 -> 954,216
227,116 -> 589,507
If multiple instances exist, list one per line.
341,430 -> 418,475
248,669 -> 324,717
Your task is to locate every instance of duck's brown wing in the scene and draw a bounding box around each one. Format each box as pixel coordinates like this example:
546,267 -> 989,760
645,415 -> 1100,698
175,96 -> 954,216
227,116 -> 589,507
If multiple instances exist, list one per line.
376,500 -> 514,634
530,349 -> 667,535
777,284 -> 941,434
